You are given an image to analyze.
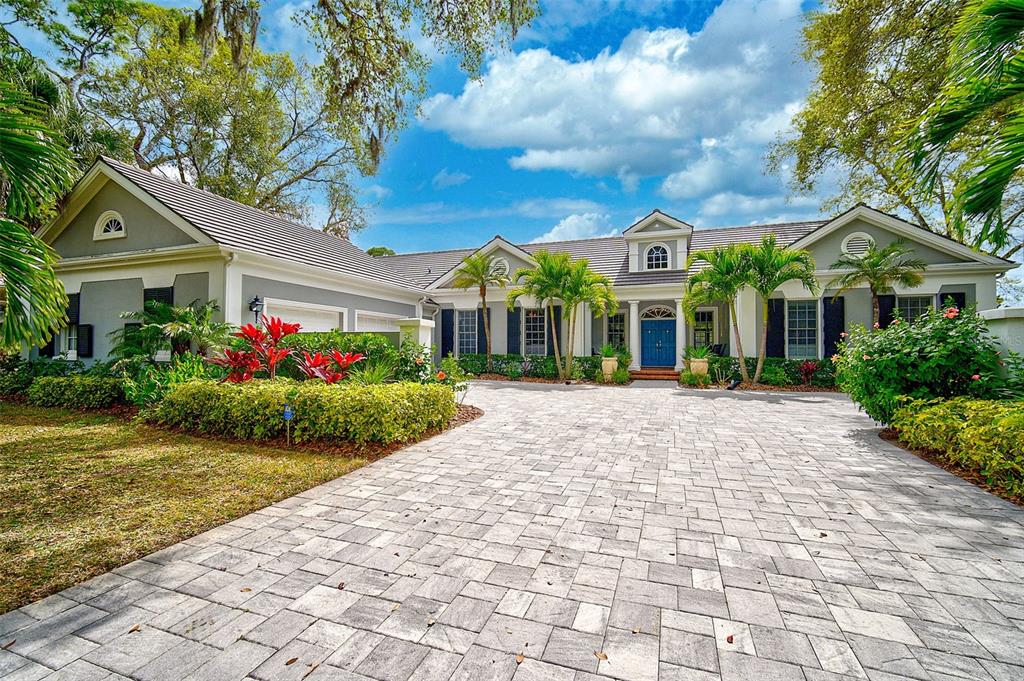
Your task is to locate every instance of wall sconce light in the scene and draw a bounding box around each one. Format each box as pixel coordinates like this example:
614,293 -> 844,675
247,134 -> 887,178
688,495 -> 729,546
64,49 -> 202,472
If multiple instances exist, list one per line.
248,296 -> 264,322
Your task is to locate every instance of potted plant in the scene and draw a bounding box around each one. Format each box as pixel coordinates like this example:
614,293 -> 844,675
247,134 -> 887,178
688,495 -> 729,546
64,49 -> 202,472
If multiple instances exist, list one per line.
600,344 -> 619,380
685,345 -> 712,376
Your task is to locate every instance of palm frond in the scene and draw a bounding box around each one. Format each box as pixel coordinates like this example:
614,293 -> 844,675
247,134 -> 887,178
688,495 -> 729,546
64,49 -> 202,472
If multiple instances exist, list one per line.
0,218 -> 67,346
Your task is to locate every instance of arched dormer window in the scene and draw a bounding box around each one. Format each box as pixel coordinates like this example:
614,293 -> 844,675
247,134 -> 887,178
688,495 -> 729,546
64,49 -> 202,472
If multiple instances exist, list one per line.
645,243 -> 669,270
94,210 -> 126,240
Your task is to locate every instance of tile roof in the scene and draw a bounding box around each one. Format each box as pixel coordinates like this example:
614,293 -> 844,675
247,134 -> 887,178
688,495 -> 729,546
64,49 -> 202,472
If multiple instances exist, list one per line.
99,157 -> 414,290
381,220 -> 827,288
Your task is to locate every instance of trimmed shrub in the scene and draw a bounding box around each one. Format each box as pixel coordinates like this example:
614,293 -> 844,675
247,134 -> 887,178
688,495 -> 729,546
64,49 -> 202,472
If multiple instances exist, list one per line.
705,356 -> 834,387
152,380 -> 456,444
835,306 -> 1000,423
27,376 -> 124,409
892,398 -> 1024,496
281,332 -> 399,370
456,353 -> 601,379
678,370 -> 711,388
0,355 -> 92,397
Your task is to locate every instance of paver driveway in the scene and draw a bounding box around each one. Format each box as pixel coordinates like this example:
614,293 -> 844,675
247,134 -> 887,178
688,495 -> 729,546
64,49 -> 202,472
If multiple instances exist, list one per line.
2,382 -> 1024,681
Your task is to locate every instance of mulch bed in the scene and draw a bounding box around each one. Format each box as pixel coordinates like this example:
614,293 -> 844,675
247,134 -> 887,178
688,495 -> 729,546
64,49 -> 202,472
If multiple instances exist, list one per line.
880,428 -> 1024,507
733,383 -> 840,393
474,373 -> 609,385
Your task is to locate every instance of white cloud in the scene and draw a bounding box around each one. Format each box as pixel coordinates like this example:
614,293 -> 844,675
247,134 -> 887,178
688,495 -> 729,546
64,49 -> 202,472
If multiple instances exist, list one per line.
370,197 -> 605,225
420,0 -> 812,206
531,213 -> 618,242
363,184 -> 391,200
431,168 -> 471,190
698,192 -> 819,218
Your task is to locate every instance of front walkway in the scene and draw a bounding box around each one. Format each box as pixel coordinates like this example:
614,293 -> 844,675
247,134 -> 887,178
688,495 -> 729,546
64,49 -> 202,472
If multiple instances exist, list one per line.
2,383 -> 1023,681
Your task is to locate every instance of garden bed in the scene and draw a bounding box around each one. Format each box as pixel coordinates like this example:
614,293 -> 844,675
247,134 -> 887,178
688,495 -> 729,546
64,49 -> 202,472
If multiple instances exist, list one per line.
473,373 -> 630,386
880,428 -> 1024,507
0,401 -> 481,613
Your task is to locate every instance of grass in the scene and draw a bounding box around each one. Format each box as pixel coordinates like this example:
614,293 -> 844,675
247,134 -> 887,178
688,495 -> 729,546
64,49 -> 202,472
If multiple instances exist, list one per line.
0,403 -> 369,613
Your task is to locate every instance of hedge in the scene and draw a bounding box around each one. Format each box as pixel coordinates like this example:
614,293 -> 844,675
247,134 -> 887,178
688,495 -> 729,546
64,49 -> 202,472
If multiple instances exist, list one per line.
706,356 -> 836,387
892,398 -> 1024,497
27,376 -> 124,409
151,380 -> 456,444
456,353 -> 602,379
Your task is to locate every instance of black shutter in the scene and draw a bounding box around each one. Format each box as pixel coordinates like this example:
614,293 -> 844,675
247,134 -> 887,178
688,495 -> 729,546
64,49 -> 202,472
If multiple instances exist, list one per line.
823,296 -> 845,357
938,291 -> 967,310
507,307 -> 521,355
77,324 -> 94,358
66,293 -> 80,325
476,307 -> 490,354
878,294 -> 896,328
440,309 -> 455,358
766,299 -> 785,358
39,335 -> 55,358
547,305 -> 562,356
143,287 -> 174,306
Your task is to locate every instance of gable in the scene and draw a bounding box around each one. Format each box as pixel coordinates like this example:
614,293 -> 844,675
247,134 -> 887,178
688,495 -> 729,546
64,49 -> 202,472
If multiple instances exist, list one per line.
630,218 -> 685,235
50,180 -> 198,259
805,217 -> 974,268
431,238 -> 534,289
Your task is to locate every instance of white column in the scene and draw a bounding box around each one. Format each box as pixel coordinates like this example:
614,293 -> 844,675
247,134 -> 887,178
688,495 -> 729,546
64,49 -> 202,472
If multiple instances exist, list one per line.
573,303 -> 590,357
732,287 -> 758,358
628,300 -> 640,370
223,256 -> 243,326
674,298 -> 686,371
397,318 -> 434,347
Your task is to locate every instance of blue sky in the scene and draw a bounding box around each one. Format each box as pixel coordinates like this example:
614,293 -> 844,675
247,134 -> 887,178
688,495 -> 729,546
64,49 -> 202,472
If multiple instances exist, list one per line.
12,0 -> 827,253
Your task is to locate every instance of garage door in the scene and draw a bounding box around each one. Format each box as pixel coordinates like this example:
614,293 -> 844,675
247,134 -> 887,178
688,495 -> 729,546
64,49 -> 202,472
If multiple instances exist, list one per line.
265,302 -> 341,332
356,313 -> 401,332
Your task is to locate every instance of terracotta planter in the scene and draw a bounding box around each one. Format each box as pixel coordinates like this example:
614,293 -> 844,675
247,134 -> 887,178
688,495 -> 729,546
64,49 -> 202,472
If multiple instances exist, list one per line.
688,358 -> 709,376
601,356 -> 618,380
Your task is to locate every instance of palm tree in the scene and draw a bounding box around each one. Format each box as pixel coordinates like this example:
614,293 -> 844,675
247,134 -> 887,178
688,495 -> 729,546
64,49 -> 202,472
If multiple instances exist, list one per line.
903,0 -> 1024,249
684,244 -> 753,383
158,300 -> 233,355
452,253 -> 510,371
507,250 -> 572,379
0,81 -> 77,348
828,240 -> 926,327
559,259 -> 617,380
747,234 -> 819,384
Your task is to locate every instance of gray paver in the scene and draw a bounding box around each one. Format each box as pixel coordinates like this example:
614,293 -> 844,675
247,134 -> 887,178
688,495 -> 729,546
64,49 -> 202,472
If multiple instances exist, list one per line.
4,383 -> 1024,681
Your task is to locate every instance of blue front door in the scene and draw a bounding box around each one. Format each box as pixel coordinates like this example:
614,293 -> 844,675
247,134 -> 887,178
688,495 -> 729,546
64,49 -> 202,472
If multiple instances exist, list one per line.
641,319 -> 675,367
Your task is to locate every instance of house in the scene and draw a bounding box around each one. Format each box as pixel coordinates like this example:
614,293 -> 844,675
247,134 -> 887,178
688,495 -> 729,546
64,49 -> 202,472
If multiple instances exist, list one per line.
23,157 -> 1016,370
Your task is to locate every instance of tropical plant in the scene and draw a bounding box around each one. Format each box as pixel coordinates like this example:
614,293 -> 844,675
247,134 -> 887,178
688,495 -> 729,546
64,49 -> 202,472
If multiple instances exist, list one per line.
0,80 -> 76,347
902,0 -> 1024,251
348,361 -> 394,385
747,234 -> 819,384
156,300 -> 233,355
684,244 -> 752,383
452,252 -> 511,371
599,343 -> 617,358
295,351 -> 343,383
828,240 -> 926,326
558,258 -> 617,383
685,345 -> 713,359
798,360 -> 820,385
208,348 -> 263,383
507,250 -> 571,379
233,315 -> 301,379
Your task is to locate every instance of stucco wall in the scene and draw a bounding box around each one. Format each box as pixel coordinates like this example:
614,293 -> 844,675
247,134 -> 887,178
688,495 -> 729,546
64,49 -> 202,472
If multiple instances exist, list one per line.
80,278 -> 144,360
487,302 -> 508,355
51,181 -> 197,258
173,272 -> 210,309
805,218 -> 969,268
239,275 -> 416,331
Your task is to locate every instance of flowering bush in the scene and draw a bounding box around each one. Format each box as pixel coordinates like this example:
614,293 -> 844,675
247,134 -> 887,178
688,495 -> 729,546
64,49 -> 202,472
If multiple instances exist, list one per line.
234,315 -> 301,379
395,339 -> 433,382
834,305 -> 1001,423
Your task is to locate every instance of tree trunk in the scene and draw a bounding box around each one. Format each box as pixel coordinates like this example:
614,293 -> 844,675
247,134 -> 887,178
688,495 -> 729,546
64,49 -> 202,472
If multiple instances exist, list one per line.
548,302 -> 563,379
729,299 -> 751,383
871,288 -> 880,327
564,305 -> 577,381
753,298 -> 769,384
480,285 -> 491,372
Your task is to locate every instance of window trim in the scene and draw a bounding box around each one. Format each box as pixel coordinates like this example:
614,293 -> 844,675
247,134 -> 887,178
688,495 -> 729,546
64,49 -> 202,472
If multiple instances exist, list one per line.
63,325 -> 78,360
605,311 -> 626,348
93,210 -> 127,241
456,309 -> 477,357
522,307 -> 547,356
491,257 -> 510,278
643,242 -> 671,271
785,298 -> 819,360
896,295 -> 932,321
692,307 -> 718,347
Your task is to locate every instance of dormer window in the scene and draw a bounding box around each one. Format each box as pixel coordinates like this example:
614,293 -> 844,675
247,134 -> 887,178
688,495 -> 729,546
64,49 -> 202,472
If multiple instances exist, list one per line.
645,244 -> 669,270
94,210 -> 126,240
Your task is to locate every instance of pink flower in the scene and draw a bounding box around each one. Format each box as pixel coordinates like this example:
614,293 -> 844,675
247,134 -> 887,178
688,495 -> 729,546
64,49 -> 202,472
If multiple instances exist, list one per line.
944,307 -> 959,319
436,371 -> 446,381
862,354 -> 870,360
873,322 -> 880,329
831,354 -> 839,363
891,319 -> 900,325
971,374 -> 980,381
839,332 -> 847,337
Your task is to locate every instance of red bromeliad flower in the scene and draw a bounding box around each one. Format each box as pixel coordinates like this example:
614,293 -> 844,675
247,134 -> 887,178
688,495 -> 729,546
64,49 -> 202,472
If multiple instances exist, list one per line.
208,348 -> 263,383
234,315 -> 301,379
262,315 -> 302,343
330,350 -> 365,375
295,351 -> 347,383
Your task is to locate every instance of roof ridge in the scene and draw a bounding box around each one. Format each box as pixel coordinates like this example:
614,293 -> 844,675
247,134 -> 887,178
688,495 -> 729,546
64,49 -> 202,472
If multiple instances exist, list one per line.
693,219 -> 828,232
381,245 -> 479,258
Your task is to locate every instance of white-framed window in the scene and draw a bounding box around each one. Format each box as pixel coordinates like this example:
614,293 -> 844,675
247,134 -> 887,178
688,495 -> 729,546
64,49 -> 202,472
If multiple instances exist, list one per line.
645,243 -> 669,270
63,325 -> 78,359
94,210 -> 126,240
897,296 -> 932,321
523,308 -> 546,355
787,300 -> 818,359
693,310 -> 716,348
841,232 -> 874,257
607,312 -> 625,347
457,310 -> 477,355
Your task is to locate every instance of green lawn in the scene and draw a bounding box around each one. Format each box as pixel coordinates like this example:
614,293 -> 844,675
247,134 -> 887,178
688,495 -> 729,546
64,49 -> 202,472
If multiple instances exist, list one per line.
0,403 -> 368,613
